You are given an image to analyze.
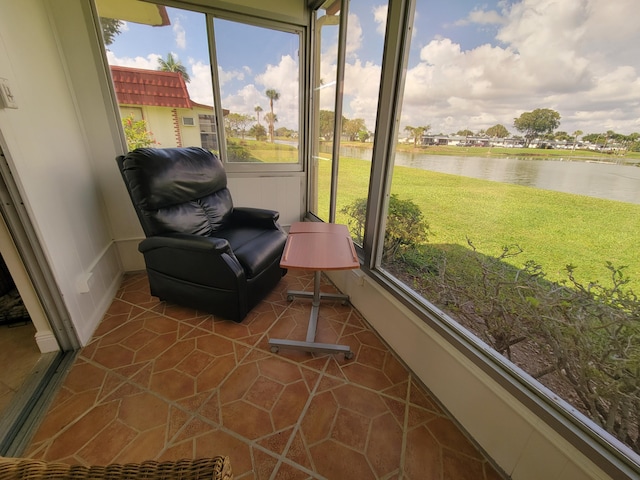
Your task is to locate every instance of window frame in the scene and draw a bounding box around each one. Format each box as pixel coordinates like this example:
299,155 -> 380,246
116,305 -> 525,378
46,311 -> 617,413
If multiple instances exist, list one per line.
107,0 -> 308,173
207,10 -> 307,173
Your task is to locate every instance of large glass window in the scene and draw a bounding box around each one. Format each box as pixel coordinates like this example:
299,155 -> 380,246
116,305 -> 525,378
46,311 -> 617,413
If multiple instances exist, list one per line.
96,1 -> 302,169
212,18 -> 300,164
310,2 -> 340,221
310,0 -> 386,245
335,0 -> 385,246
371,0 -> 640,465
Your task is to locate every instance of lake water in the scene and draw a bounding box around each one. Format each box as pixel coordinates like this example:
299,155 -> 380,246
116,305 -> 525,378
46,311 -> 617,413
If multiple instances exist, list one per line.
336,146 -> 640,205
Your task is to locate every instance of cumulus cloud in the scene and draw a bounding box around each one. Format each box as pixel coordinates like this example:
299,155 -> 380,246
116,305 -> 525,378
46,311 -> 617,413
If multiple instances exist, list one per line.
173,18 -> 186,49
106,51 -> 161,70
344,60 -> 382,131
220,83 -> 263,118
455,8 -> 505,26
346,13 -> 363,57
217,67 -> 245,89
106,0 -> 639,137
373,5 -> 387,36
187,61 -> 213,106
394,0 -> 640,134
253,55 -> 300,129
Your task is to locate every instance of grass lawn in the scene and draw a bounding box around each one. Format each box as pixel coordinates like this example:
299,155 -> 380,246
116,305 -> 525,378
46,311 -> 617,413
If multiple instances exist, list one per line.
226,138 -> 639,290
344,141 -> 640,164
227,137 -> 298,163
319,155 -> 640,291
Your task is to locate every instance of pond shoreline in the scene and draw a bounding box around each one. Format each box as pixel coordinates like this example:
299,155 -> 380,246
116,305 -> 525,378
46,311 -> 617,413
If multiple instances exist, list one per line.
335,141 -> 640,165
323,143 -> 640,205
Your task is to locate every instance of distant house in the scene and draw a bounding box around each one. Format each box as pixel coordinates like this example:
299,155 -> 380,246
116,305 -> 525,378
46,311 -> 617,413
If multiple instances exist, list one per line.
110,65 -> 225,150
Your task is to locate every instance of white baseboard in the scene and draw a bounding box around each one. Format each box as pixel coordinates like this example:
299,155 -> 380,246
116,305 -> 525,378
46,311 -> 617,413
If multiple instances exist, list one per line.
34,330 -> 60,353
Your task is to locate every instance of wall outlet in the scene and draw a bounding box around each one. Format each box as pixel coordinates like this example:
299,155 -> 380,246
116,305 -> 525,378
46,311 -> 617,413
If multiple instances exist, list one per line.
0,78 -> 18,109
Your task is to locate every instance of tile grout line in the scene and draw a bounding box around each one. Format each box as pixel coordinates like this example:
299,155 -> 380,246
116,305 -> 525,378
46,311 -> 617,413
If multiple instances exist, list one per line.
267,351 -> 331,480
249,285 -> 330,479
398,374 -> 412,480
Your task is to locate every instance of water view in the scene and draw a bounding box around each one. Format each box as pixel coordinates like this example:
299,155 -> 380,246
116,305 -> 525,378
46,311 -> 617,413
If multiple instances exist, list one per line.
338,146 -> 640,205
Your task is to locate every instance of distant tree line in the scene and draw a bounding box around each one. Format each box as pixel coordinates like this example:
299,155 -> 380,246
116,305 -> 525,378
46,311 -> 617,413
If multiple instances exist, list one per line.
413,108 -> 640,152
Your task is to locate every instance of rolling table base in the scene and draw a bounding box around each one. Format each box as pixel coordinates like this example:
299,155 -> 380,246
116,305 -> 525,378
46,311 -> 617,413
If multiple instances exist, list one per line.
269,271 -> 354,359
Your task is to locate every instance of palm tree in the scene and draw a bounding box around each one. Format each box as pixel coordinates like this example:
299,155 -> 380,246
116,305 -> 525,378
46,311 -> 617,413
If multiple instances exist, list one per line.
404,125 -> 430,147
158,53 -> 190,83
265,88 -> 280,142
264,112 -> 278,141
254,105 -> 263,126
572,130 -> 583,150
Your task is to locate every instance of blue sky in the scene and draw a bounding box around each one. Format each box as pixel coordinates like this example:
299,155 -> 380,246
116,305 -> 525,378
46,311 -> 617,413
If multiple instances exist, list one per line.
104,0 -> 640,136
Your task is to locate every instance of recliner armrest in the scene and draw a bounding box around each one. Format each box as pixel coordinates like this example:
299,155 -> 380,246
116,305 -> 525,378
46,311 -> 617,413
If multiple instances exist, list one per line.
139,233 -> 231,254
229,207 -> 280,229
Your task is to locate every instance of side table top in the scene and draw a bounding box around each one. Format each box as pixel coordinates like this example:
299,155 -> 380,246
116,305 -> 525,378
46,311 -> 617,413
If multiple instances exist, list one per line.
281,223 -> 359,271
288,221 -> 349,235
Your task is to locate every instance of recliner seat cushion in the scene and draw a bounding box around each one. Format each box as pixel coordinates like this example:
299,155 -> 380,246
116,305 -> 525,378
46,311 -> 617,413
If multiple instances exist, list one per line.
216,227 -> 286,278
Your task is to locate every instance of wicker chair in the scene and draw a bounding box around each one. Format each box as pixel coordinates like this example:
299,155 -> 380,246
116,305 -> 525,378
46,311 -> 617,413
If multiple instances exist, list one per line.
0,456 -> 233,480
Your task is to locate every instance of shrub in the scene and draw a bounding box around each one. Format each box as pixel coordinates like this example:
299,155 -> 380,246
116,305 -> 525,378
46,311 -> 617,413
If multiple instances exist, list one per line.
404,241 -> 640,453
226,140 -> 250,161
341,194 -> 430,262
122,114 -> 157,150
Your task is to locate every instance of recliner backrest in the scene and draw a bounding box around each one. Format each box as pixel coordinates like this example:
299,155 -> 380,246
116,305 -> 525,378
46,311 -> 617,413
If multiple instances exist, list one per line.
117,147 -> 234,237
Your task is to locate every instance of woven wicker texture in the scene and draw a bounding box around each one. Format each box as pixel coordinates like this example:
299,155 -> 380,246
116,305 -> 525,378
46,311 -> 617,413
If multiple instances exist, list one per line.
0,456 -> 233,480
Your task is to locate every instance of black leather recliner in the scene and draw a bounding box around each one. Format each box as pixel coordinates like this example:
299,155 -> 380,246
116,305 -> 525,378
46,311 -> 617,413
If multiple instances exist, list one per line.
116,147 -> 287,322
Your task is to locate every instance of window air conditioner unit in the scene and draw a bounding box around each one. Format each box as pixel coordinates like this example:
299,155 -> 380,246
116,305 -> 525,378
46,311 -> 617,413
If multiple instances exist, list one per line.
182,117 -> 195,126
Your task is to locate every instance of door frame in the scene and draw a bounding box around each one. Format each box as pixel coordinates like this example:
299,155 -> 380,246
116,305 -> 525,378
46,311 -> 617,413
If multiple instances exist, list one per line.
0,138 -> 80,352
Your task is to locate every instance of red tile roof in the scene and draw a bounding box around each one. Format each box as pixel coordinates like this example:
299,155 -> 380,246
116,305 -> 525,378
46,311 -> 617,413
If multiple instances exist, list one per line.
110,65 -> 193,108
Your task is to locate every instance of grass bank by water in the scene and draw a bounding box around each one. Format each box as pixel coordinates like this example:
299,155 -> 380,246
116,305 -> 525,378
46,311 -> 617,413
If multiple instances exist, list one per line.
318,155 -> 640,291
227,138 -> 639,290
372,142 -> 640,163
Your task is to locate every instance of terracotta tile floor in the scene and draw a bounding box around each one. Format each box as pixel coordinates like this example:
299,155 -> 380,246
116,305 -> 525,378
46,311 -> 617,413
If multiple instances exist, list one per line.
25,271 -> 504,479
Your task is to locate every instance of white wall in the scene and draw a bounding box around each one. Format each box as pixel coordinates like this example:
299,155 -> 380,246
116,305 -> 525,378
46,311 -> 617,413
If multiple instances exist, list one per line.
0,0 -> 122,345
228,175 -> 304,230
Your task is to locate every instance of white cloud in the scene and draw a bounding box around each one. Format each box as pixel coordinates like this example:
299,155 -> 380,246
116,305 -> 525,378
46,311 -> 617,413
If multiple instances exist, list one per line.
108,0 -> 640,137
344,59 -> 382,131
187,61 -> 213,106
346,13 -> 363,57
373,5 -> 387,36
220,83 -> 263,118
394,0 -> 640,134
106,51 -> 161,70
253,55 -> 300,129
455,8 -> 505,26
173,18 -> 186,49
217,66 -> 245,89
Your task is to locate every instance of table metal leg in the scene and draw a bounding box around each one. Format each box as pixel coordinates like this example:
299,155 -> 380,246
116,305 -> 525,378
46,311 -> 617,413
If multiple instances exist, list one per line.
269,271 -> 353,359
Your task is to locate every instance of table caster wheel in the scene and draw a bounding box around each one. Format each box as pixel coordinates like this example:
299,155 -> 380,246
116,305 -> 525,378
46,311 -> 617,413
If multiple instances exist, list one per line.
270,346 -> 279,354
345,351 -> 354,360
287,295 -> 294,302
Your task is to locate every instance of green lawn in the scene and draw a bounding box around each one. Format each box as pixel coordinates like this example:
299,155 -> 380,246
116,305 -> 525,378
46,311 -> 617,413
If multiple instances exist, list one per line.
227,137 -> 298,163
348,141 -> 640,164
319,155 -> 640,290
227,138 -> 639,290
